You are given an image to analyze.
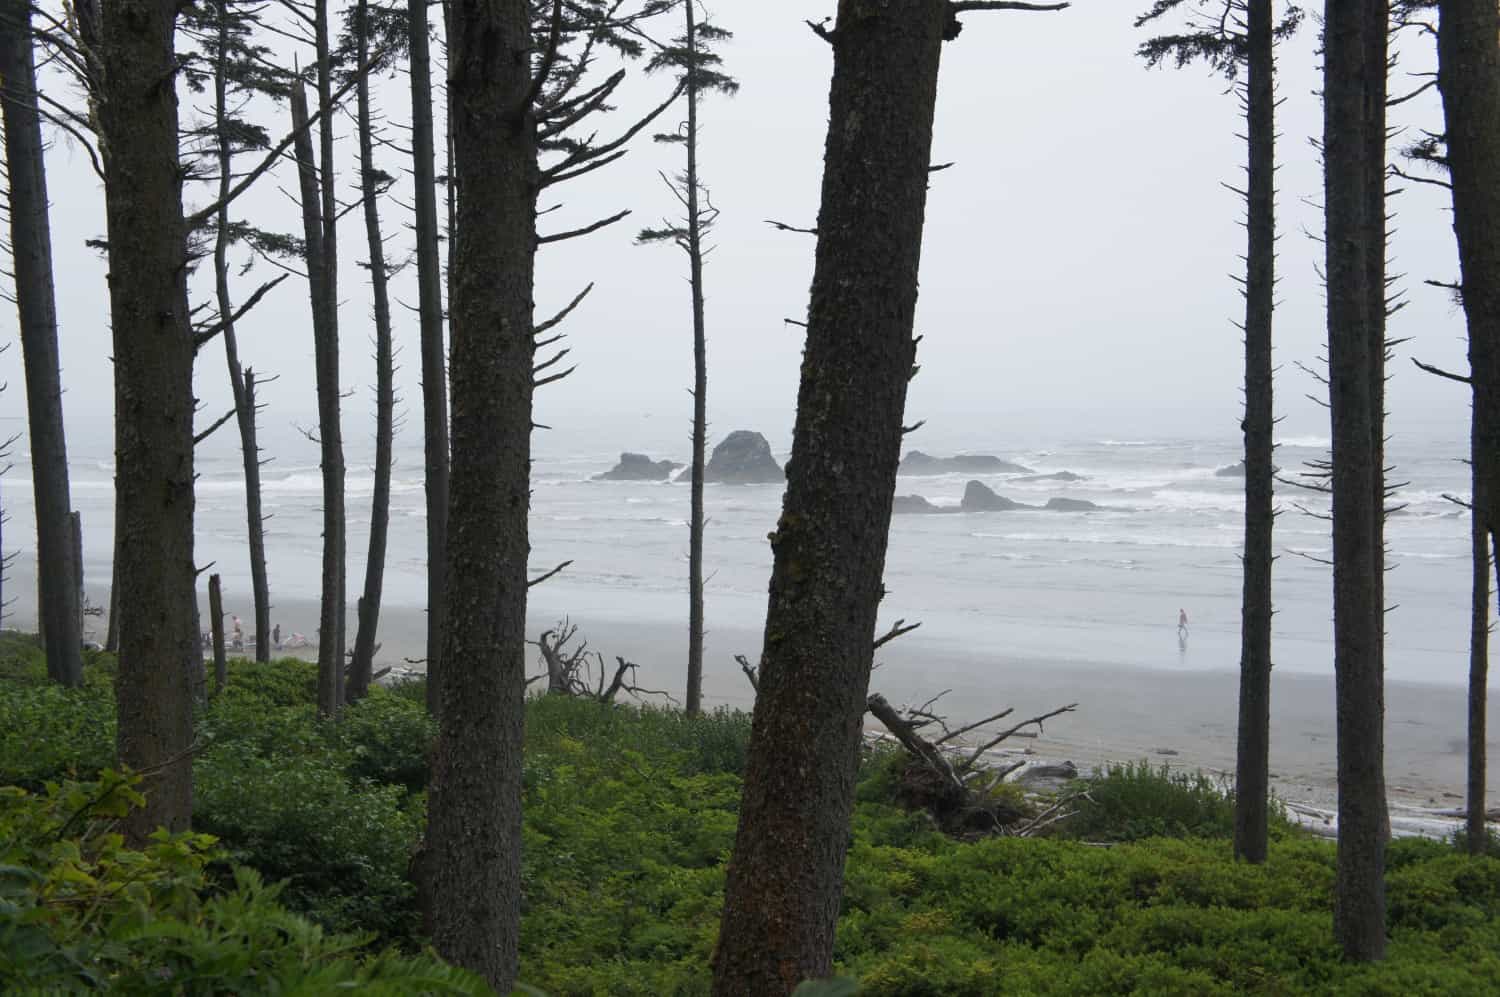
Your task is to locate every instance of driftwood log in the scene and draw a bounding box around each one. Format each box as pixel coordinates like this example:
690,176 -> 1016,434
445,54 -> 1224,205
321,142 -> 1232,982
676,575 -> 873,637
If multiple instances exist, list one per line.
533,620 -> 673,705
738,638 -> 1078,837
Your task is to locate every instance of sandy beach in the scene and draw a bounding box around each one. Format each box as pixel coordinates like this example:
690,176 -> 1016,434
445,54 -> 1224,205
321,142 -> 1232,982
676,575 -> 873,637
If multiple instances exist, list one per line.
194,592 -> 1494,822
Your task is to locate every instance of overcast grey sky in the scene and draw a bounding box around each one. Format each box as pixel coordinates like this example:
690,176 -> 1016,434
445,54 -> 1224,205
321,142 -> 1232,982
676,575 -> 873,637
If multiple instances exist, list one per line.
0,1 -> 1470,464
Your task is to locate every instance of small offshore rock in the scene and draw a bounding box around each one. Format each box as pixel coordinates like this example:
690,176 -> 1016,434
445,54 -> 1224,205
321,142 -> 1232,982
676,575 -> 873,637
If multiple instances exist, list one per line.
961,480 -> 1027,512
595,452 -> 682,481
899,450 -> 1032,476
703,430 -> 783,484
1044,497 -> 1100,512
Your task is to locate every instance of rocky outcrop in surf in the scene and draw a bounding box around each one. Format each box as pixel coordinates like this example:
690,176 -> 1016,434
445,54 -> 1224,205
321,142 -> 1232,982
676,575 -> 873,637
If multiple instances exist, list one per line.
891,481 -> 1104,515
595,453 -> 682,481
899,451 -> 1032,476
703,431 -> 783,484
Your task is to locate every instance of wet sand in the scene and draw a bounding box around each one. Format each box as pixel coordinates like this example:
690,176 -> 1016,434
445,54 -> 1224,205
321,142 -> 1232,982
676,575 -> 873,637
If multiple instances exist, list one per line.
217,595 -> 1492,819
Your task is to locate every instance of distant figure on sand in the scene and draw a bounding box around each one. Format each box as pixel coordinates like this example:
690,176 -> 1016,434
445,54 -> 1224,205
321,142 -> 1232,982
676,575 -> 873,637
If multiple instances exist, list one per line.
272,624 -> 282,651
1178,608 -> 1189,633
231,615 -> 244,651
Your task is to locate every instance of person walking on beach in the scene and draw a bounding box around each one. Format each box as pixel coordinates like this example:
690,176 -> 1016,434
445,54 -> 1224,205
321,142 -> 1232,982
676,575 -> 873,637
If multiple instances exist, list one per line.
272,623 -> 282,651
1178,608 -> 1189,633
231,615 -> 244,651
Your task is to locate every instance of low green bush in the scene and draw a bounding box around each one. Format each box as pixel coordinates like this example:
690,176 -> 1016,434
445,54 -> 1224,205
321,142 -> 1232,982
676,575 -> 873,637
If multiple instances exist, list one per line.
0,771 -> 486,994
1058,760 -> 1271,842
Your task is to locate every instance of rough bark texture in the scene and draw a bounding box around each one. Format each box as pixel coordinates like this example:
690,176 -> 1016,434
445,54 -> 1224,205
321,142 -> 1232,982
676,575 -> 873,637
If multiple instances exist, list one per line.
684,0 -> 707,716
1324,0 -> 1387,962
209,573 -> 227,695
348,0 -> 395,703
210,0 -> 271,664
408,0 -> 449,715
1233,0 -> 1276,865
711,2 -> 941,991
424,0 -> 535,988
104,540 -> 119,652
291,81 -> 345,717
1467,406 -> 1490,852
1,0 -> 84,686
1437,0 -> 1500,857
99,0 -> 197,843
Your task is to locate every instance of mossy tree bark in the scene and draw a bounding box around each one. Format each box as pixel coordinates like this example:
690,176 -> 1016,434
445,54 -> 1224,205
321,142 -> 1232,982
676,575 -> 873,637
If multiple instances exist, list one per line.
424,0 -> 535,988
1324,0 -> 1388,962
98,0 -> 198,843
1436,0 -> 1500,857
712,1 -> 946,991
348,0 -> 395,703
407,0 -> 449,715
0,0 -> 83,687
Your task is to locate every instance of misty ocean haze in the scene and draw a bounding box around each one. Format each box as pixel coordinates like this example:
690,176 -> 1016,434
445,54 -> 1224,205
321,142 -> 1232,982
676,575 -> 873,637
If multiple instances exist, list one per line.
7,428 -> 1481,692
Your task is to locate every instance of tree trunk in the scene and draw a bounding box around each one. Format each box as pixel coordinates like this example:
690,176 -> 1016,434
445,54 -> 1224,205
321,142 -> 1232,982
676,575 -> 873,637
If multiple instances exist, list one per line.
209,572 -> 227,695
1467,408 -> 1490,853
289,80 -> 344,717
348,0 -> 395,704
1324,0 -> 1387,962
712,3 -> 942,991
104,538 -> 119,652
1233,0 -> 1276,866
684,0 -> 707,717
98,0 -> 198,844
0,0 -> 84,687
317,0 -> 345,713
408,0 -> 450,715
1437,0 -> 1500,857
242,369 -> 270,660
424,0 -> 534,989
210,0 -> 272,665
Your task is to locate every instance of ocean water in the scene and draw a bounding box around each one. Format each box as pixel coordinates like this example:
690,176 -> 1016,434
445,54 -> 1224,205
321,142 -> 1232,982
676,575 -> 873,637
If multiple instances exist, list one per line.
6,432 -> 1483,689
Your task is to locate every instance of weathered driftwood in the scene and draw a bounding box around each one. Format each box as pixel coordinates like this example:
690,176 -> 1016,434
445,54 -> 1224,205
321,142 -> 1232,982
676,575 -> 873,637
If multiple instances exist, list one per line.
533,621 -> 672,705
737,642 -> 1078,837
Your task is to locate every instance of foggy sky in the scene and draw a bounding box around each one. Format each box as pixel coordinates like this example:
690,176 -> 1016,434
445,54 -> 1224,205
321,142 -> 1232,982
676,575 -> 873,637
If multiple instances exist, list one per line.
0,1 -> 1470,465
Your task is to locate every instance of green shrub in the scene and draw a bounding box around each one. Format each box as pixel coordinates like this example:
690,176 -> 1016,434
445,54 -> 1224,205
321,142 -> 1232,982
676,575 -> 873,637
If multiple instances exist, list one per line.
1058,761 -> 1247,842
338,687 -> 437,792
0,679 -> 115,787
0,773 -> 486,994
194,741 -> 424,942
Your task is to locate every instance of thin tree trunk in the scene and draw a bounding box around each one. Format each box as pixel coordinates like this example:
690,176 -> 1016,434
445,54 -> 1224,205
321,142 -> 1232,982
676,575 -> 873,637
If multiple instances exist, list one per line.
70,511 -> 83,642
408,0 -> 449,714
684,0 -> 706,716
0,0 -> 83,687
1436,0 -> 1500,856
349,0 -> 394,703
209,572 -> 227,695
424,0 -> 534,986
1467,411 -> 1490,852
211,0 -> 272,664
242,369 -> 269,659
97,0 -> 198,844
1233,0 -> 1276,866
315,0 -> 345,713
1366,2 -> 1390,847
1324,0 -> 1387,962
712,4 -> 942,991
290,80 -> 344,717
104,536 -> 119,652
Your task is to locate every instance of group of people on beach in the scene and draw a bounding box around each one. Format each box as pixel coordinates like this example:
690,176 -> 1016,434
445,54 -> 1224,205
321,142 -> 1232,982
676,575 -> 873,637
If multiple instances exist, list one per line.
201,617 -> 309,653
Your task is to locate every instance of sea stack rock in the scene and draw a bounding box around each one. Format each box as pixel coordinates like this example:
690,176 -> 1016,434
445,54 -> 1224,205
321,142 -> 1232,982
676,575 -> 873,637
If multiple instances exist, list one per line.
1017,470 -> 1086,483
703,431 -> 783,484
1044,497 -> 1099,512
961,481 -> 1026,512
595,453 -> 682,481
899,451 -> 1032,476
892,495 -> 957,515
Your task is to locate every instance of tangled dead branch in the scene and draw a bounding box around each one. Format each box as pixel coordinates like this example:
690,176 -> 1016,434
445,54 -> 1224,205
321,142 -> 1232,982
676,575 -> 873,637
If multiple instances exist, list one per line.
532,620 -> 674,705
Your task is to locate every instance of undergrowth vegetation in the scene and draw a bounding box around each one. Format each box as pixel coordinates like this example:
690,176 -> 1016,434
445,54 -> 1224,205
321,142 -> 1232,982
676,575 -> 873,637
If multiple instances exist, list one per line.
4,637 -> 1500,994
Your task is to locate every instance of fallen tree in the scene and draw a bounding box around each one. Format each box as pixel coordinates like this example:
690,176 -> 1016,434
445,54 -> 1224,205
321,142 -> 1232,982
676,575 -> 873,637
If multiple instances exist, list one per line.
533,621 -> 673,705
